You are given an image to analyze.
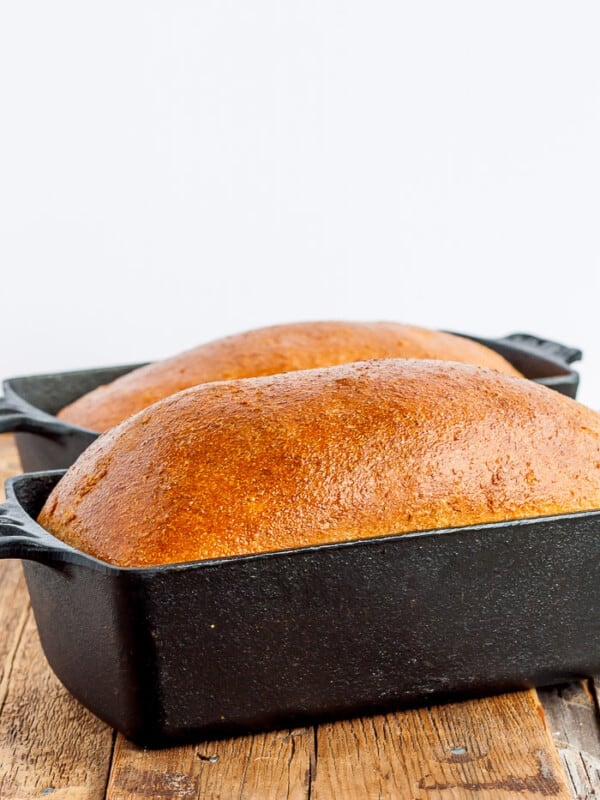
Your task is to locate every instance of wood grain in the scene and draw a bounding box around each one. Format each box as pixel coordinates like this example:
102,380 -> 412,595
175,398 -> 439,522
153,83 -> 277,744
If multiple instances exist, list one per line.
312,693 -> 571,800
0,433 -> 21,482
0,562 -> 29,715
107,727 -> 313,800
540,681 -> 600,799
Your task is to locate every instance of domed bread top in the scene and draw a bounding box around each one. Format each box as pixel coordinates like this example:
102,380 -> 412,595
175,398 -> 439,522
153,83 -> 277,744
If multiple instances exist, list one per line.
39,359 -> 600,568
57,321 -> 521,431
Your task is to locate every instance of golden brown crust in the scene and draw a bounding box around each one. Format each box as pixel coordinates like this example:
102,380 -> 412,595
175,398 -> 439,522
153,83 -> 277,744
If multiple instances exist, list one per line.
57,321 -> 522,431
40,359 -> 600,568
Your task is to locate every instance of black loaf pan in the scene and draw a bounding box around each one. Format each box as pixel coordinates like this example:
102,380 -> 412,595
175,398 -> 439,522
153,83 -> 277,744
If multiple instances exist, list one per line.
1,471 -> 600,747
0,331 -> 583,472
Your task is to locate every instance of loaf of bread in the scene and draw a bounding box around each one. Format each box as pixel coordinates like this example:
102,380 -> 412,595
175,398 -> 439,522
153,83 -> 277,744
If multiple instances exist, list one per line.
39,359 -> 600,567
58,321 -> 521,431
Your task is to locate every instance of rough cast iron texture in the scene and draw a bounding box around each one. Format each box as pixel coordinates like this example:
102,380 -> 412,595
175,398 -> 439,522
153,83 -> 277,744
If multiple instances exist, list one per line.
0,332 -> 583,472
1,471 -> 599,746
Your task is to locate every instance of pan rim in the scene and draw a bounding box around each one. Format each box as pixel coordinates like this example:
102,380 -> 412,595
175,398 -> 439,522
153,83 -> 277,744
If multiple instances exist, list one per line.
6,471 -> 600,576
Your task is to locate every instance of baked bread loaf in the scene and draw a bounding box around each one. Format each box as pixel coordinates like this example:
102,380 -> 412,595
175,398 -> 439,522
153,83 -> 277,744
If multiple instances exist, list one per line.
57,321 -> 521,431
40,359 -> 600,568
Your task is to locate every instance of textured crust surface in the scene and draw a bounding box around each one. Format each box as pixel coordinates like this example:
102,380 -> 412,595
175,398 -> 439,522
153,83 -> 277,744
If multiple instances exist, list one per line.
40,359 -> 600,567
57,321 -> 522,431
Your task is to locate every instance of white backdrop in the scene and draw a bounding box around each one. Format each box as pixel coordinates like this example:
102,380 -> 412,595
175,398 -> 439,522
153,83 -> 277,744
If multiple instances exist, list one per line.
1,2 -> 599,404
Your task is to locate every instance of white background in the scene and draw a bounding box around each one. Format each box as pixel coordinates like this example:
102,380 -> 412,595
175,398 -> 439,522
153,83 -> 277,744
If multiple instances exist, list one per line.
1,2 -> 599,404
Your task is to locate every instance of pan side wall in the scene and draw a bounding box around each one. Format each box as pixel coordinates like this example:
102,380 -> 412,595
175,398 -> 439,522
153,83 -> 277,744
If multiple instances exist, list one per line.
129,516 -> 600,745
23,561 -> 159,741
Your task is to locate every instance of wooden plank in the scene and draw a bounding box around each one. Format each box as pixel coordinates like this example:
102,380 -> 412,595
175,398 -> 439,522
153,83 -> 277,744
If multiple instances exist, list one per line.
0,562 -> 29,713
0,432 -> 22,479
312,691 -> 571,800
106,727 -> 313,800
540,681 -> 600,798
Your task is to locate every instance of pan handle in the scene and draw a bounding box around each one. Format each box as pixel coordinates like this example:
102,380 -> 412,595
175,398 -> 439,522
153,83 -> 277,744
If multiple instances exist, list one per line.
0,396 -> 66,435
501,333 -> 582,366
0,502 -> 57,563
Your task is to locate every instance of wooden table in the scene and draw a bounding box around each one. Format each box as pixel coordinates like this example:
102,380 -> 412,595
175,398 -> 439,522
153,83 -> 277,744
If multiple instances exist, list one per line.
1,432 -> 599,800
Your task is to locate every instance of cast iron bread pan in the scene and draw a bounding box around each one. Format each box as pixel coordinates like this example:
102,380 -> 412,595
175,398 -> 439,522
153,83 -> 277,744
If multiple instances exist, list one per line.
0,331 -> 582,472
1,470 -> 600,747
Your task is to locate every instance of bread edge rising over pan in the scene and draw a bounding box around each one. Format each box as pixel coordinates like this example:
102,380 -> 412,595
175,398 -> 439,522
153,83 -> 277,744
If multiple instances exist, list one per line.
39,359 -> 600,567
